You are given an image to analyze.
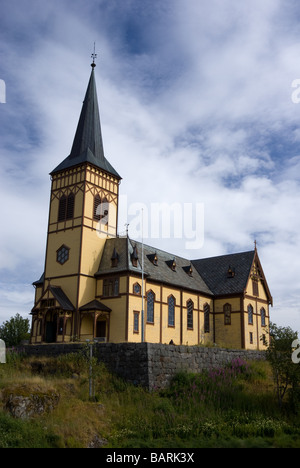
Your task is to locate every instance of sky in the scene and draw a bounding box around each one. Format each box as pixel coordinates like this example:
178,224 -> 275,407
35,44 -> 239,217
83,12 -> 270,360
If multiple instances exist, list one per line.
0,0 -> 300,335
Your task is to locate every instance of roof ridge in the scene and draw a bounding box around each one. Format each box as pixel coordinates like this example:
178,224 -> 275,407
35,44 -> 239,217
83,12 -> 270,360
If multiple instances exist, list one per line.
192,249 -> 255,262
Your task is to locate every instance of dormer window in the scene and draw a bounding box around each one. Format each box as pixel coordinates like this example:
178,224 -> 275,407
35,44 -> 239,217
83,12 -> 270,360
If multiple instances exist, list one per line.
131,245 -> 139,267
227,266 -> 235,278
111,248 -> 119,268
166,257 -> 176,271
147,253 -> 158,266
183,264 -> 193,276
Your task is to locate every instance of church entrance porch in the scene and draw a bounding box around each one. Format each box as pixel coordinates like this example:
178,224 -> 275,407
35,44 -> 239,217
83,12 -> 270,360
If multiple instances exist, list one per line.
44,310 -> 73,343
79,313 -> 110,342
79,300 -> 111,342
30,285 -> 75,344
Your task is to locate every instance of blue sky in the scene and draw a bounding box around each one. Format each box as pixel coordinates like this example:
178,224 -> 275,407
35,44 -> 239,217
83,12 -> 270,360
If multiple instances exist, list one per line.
0,0 -> 300,335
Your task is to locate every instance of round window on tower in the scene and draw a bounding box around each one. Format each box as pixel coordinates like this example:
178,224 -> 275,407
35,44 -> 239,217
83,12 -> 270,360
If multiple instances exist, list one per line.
56,245 -> 70,265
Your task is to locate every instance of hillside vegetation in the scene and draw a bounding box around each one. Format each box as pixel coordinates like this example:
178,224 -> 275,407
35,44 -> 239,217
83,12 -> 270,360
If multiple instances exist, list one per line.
0,350 -> 300,448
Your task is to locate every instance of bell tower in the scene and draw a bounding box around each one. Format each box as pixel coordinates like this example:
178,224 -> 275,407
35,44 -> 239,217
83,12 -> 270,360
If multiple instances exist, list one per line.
31,56 -> 121,341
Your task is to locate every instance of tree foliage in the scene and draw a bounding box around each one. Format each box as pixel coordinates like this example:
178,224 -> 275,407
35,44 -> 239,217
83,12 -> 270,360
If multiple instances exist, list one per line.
265,322 -> 300,411
0,313 -> 30,347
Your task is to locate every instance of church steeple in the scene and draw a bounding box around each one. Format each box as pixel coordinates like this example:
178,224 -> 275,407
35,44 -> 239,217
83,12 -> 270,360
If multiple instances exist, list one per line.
31,58 -> 121,343
51,64 -> 120,179
69,67 -> 105,162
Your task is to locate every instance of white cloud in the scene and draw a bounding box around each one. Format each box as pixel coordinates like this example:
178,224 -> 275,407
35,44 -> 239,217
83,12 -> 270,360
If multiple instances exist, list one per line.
0,0 -> 300,334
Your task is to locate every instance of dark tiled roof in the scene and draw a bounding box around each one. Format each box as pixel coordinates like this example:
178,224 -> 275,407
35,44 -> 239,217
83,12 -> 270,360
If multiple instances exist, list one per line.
51,68 -> 120,179
95,237 -> 143,276
79,300 -> 111,312
49,286 -> 74,311
95,237 -> 213,296
95,239 -> 263,299
32,272 -> 44,286
192,250 -> 255,296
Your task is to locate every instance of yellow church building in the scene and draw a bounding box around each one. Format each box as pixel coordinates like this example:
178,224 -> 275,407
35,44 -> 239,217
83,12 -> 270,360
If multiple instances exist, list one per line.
30,61 -> 273,350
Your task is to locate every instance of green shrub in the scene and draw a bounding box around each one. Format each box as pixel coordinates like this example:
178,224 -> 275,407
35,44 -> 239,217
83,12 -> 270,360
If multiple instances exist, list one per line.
0,412 -> 64,448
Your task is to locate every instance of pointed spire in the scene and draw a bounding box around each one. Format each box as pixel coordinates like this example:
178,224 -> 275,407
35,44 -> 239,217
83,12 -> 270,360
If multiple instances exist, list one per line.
51,62 -> 120,179
69,66 -> 104,162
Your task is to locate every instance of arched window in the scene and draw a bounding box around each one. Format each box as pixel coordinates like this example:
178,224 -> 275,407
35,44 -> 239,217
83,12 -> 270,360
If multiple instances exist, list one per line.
261,307 -> 266,327
168,295 -> 175,327
66,192 -> 75,219
146,291 -> 155,323
133,311 -> 139,333
224,303 -> 231,325
187,300 -> 194,329
204,303 -> 210,333
58,193 -> 75,222
58,195 -> 67,222
248,304 -> 253,325
133,282 -> 141,295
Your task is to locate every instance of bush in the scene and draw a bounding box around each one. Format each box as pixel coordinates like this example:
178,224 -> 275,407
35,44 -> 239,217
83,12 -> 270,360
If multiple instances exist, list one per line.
266,322 -> 300,410
0,314 -> 30,347
167,359 -> 275,416
0,412 -> 64,448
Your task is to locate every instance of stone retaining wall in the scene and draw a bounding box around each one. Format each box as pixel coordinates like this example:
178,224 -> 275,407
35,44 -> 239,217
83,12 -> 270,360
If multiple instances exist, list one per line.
23,343 -> 266,390
146,344 -> 265,389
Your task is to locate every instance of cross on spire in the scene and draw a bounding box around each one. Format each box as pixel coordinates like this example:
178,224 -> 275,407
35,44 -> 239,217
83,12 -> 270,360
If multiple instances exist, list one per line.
91,42 -> 97,68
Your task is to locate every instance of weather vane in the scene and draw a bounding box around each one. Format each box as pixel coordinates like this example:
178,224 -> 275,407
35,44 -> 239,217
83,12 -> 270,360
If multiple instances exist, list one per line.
91,42 -> 97,68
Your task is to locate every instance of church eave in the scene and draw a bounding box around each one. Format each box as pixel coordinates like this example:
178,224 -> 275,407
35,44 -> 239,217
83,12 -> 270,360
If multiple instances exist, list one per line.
50,149 -> 121,180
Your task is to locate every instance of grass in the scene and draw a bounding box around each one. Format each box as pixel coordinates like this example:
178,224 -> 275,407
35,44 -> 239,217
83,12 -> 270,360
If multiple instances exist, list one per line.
0,351 -> 300,448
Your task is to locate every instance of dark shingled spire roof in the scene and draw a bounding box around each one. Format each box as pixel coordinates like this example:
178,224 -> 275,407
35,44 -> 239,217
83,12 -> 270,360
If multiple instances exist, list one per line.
51,67 -> 121,179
